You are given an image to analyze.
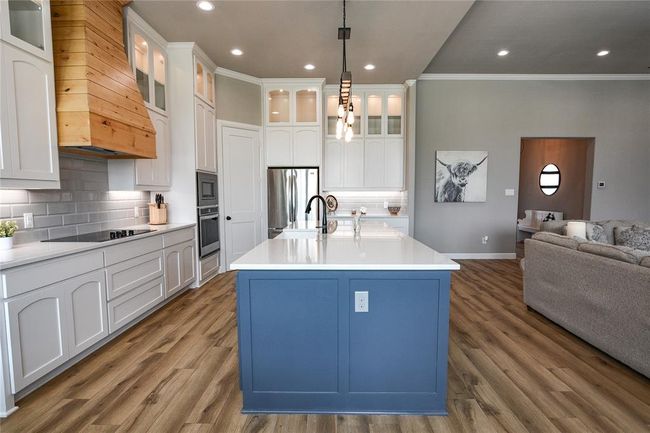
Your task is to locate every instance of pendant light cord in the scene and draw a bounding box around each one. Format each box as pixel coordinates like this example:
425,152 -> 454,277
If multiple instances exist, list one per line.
342,0 -> 347,73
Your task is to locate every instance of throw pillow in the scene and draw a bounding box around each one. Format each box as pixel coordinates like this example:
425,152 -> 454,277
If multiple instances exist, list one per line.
614,225 -> 650,251
586,223 -> 608,243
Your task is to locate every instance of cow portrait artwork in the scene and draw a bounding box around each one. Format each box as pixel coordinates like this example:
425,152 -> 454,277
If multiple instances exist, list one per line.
435,151 -> 488,202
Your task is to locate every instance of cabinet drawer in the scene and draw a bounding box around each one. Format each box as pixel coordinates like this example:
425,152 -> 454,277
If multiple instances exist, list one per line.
200,253 -> 219,281
104,235 -> 163,266
1,251 -> 104,299
107,277 -> 164,333
163,227 -> 195,248
106,251 -> 163,301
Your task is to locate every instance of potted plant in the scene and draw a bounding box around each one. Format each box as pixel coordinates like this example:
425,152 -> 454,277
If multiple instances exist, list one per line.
0,221 -> 18,250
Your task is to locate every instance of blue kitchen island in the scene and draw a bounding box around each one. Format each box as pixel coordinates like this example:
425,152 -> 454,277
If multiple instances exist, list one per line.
230,222 -> 459,415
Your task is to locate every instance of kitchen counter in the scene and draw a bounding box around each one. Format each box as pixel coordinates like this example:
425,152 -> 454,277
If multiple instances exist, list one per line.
233,221 -> 458,415
0,223 -> 195,270
230,221 -> 458,271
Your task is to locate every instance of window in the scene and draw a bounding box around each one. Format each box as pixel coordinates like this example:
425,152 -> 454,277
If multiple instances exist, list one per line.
539,163 -> 560,196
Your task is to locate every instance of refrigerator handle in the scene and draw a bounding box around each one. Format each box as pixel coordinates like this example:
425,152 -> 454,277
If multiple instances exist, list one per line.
292,170 -> 298,222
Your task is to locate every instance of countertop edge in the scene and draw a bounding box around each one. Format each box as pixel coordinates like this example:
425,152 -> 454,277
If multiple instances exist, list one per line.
230,264 -> 461,271
0,223 -> 196,270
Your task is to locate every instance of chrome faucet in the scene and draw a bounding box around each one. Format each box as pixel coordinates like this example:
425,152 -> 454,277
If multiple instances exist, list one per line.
305,195 -> 328,234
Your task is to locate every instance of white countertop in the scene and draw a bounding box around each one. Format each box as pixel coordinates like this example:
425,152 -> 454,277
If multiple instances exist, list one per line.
329,212 -> 408,219
231,221 -> 459,271
0,223 -> 195,270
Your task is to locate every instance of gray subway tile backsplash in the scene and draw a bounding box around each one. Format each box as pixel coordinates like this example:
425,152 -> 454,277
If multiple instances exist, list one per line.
0,155 -> 150,245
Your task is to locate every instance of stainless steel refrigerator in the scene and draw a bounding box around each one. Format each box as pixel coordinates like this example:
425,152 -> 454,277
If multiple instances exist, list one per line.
267,168 -> 319,239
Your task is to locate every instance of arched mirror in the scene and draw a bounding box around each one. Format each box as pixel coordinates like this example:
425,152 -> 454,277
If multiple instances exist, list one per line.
539,163 -> 560,196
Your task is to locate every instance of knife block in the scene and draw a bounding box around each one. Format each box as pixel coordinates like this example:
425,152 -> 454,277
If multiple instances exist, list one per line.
149,203 -> 168,225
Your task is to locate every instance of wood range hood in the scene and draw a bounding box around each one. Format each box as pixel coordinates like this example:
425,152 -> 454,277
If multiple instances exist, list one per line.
51,0 -> 156,159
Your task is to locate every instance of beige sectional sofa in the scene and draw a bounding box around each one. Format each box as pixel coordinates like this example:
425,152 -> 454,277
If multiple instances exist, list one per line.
523,220 -> 650,377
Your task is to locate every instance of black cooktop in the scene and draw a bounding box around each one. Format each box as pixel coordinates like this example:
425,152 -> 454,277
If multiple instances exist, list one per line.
42,229 -> 154,243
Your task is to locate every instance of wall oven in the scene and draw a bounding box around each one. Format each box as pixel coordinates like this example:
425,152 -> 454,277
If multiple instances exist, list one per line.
198,205 -> 220,258
197,172 -> 218,207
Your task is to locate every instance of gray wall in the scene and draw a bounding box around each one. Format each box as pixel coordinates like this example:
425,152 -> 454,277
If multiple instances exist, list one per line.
215,74 -> 262,126
0,156 -> 150,244
414,79 -> 650,254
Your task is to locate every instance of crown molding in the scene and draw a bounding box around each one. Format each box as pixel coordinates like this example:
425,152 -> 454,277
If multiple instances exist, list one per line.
215,67 -> 262,85
404,79 -> 417,87
418,73 -> 650,81
261,77 -> 326,86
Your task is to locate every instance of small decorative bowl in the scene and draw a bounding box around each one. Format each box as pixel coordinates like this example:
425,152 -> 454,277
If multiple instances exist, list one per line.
388,206 -> 401,216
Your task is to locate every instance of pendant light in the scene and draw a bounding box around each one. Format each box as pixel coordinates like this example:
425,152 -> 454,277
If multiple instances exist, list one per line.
337,0 -> 354,142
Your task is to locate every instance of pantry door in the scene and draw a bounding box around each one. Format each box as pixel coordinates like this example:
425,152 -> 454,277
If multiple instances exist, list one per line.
220,124 -> 263,269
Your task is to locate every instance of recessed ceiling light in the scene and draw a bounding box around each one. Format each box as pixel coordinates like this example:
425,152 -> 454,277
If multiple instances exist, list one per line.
497,49 -> 509,57
304,64 -> 315,70
196,1 -> 214,11
230,48 -> 243,56
597,50 -> 610,57
364,64 -> 375,70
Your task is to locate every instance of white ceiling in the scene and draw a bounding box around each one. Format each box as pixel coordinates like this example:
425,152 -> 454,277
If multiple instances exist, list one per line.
425,1 -> 650,74
130,0 -> 474,84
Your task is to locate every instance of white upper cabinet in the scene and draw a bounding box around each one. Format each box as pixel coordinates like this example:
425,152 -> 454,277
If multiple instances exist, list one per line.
0,40 -> 60,189
326,93 -> 362,137
195,97 -> 217,173
126,10 -> 168,115
267,89 -> 291,125
322,85 -> 405,190
109,10 -> 171,191
264,81 -> 323,126
0,0 -> 52,61
195,57 -> 215,107
263,79 -> 324,167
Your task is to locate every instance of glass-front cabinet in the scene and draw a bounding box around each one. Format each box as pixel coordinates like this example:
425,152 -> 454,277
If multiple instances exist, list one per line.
366,93 -> 383,136
265,83 -> 322,126
326,93 -> 361,136
386,93 -> 402,136
0,0 -> 52,60
128,23 -> 168,114
133,33 -> 149,103
194,56 -> 215,107
267,89 -> 291,124
153,47 -> 166,111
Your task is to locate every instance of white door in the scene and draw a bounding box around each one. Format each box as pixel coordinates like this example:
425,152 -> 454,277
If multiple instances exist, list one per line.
292,126 -> 320,166
364,138 -> 386,187
384,138 -> 404,189
5,284 -> 68,392
344,138 -> 364,188
265,127 -> 292,166
1,42 -> 59,182
221,126 -> 262,268
65,270 -> 108,357
323,139 -> 343,189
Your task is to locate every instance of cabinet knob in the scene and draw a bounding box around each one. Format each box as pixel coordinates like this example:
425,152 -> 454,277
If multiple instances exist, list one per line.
226,216 -> 232,221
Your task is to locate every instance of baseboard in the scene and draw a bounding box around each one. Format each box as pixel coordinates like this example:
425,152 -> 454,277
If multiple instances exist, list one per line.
446,253 -> 517,259
0,405 -> 18,418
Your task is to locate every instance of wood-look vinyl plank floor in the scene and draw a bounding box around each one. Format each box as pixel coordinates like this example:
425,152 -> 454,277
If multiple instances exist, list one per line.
2,261 -> 649,433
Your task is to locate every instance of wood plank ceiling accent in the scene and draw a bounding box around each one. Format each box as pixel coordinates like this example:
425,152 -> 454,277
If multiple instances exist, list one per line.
51,0 -> 156,159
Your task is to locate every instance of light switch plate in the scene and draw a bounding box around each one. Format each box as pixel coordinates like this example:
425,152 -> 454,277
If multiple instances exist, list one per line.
505,188 -> 515,196
355,291 -> 369,312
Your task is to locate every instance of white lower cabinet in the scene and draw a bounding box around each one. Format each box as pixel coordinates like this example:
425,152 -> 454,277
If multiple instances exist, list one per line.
107,277 -> 165,333
1,227 -> 196,396
64,269 -> 108,357
3,269 -> 106,393
164,240 -> 196,298
4,284 -> 67,393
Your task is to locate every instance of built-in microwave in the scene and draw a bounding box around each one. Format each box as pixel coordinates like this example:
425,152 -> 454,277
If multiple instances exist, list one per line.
197,172 -> 218,207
